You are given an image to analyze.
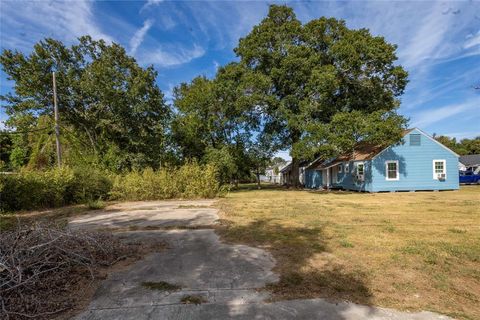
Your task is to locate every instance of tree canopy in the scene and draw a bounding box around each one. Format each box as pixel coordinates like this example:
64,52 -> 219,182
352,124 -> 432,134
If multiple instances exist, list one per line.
1,36 -> 170,171
234,5 -> 409,185
1,5 -> 416,185
434,135 -> 480,155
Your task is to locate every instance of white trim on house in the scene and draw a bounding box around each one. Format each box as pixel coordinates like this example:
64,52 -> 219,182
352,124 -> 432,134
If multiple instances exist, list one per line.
385,160 -> 399,181
433,159 -> 447,180
356,162 -> 365,182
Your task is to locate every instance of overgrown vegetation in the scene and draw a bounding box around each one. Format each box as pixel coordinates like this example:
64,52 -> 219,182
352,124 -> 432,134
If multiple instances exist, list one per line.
0,163 -> 221,212
0,167 -> 111,212
110,163 -> 220,201
1,4 -> 413,188
0,224 -> 131,319
217,185 -> 480,320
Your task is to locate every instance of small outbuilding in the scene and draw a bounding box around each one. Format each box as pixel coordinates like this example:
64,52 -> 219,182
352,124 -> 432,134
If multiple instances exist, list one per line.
305,128 -> 459,192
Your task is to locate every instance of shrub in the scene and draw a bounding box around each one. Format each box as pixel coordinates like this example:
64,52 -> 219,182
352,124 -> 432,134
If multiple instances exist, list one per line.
0,163 -> 221,212
0,167 -> 111,212
110,162 -> 220,201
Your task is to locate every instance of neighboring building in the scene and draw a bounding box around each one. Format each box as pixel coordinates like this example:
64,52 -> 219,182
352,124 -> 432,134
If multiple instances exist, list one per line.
280,160 -> 309,185
459,154 -> 480,172
262,162 -> 290,184
304,128 -> 459,192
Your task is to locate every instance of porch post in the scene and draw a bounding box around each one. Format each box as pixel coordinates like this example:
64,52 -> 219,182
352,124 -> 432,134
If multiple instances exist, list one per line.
326,168 -> 330,190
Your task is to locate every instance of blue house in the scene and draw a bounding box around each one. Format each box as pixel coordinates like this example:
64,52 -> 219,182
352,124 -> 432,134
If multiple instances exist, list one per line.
305,128 -> 459,192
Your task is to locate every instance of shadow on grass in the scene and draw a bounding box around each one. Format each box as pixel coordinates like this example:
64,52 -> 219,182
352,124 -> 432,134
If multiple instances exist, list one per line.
216,218 -> 373,306
230,183 -> 361,196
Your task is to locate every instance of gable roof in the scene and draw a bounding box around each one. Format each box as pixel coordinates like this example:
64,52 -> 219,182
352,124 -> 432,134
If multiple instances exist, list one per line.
459,154 -> 480,166
311,128 -> 459,170
280,160 -> 311,173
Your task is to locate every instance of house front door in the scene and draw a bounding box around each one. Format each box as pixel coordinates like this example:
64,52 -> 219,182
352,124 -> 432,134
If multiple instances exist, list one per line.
331,166 -> 338,184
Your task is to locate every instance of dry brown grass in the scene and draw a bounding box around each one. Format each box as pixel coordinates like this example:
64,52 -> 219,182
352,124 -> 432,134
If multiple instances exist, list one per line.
216,185 -> 480,320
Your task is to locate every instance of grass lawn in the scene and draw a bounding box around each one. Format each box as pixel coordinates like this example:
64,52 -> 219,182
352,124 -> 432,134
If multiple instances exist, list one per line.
216,185 -> 480,320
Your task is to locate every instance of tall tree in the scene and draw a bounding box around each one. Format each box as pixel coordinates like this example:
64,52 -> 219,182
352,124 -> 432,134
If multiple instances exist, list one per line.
0,36 -> 170,171
235,5 -> 408,186
172,63 -> 267,184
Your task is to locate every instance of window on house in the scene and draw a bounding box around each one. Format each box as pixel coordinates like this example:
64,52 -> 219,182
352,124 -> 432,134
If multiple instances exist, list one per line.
385,160 -> 399,180
345,163 -> 349,172
338,164 -> 343,173
356,163 -> 365,181
357,163 -> 364,175
410,134 -> 421,146
433,160 -> 446,180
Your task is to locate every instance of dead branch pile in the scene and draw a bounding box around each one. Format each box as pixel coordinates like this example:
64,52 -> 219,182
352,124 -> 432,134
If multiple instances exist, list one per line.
0,224 -> 129,319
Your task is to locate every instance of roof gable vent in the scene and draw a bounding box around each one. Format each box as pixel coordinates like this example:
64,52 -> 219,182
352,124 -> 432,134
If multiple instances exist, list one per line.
410,134 -> 421,146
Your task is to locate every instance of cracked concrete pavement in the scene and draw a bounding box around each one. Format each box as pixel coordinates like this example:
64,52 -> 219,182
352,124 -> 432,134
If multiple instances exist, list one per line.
70,200 -> 452,320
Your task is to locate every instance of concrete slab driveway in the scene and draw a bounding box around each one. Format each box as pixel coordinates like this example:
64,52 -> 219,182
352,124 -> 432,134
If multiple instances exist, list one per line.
71,200 -> 452,320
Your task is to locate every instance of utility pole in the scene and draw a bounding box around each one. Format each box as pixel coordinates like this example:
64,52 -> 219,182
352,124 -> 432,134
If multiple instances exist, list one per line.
52,72 -> 62,167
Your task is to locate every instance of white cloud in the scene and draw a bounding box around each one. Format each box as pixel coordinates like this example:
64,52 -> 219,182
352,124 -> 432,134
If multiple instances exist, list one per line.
142,44 -> 205,67
141,0 -> 164,12
411,99 -> 479,128
0,0 -> 113,50
129,19 -> 154,55
464,31 -> 480,49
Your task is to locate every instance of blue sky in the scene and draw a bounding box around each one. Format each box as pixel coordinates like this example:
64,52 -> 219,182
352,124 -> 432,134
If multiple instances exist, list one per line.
1,0 -> 479,160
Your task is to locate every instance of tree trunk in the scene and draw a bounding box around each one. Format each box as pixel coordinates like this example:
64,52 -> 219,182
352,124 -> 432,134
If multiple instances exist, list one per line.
290,157 -> 300,188
256,168 -> 261,189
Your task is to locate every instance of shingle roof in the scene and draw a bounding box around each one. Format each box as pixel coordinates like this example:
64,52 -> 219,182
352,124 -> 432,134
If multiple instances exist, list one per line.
459,154 -> 480,166
310,129 -> 416,170
312,142 -> 386,170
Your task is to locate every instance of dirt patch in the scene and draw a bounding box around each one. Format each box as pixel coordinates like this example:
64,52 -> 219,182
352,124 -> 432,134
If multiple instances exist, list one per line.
180,295 -> 208,305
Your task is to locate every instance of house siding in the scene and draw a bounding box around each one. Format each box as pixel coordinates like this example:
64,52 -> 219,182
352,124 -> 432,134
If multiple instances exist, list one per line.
305,169 -> 322,188
333,161 -> 373,192
371,129 -> 459,192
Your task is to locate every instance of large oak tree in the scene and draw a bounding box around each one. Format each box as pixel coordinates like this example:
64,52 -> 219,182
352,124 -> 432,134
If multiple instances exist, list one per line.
235,5 -> 409,186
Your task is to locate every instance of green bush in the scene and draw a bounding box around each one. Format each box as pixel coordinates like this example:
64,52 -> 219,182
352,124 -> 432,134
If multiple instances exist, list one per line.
110,163 -> 220,201
0,163 -> 221,212
0,167 -> 111,212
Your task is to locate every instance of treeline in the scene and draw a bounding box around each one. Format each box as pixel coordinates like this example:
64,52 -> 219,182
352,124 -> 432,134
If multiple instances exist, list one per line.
1,5 -> 410,190
434,135 -> 480,155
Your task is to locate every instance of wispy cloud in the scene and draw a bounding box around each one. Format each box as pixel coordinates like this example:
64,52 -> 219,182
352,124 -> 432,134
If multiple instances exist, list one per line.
141,0 -> 164,13
0,0 -> 113,50
141,44 -> 205,67
129,19 -> 154,55
411,99 -> 479,128
464,31 -> 480,50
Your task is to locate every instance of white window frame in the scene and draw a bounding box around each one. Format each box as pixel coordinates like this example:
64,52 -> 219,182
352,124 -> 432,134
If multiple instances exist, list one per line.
385,160 -> 399,181
356,162 -> 365,182
356,162 -> 365,175
338,164 -> 343,173
345,163 -> 349,173
432,159 -> 446,180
